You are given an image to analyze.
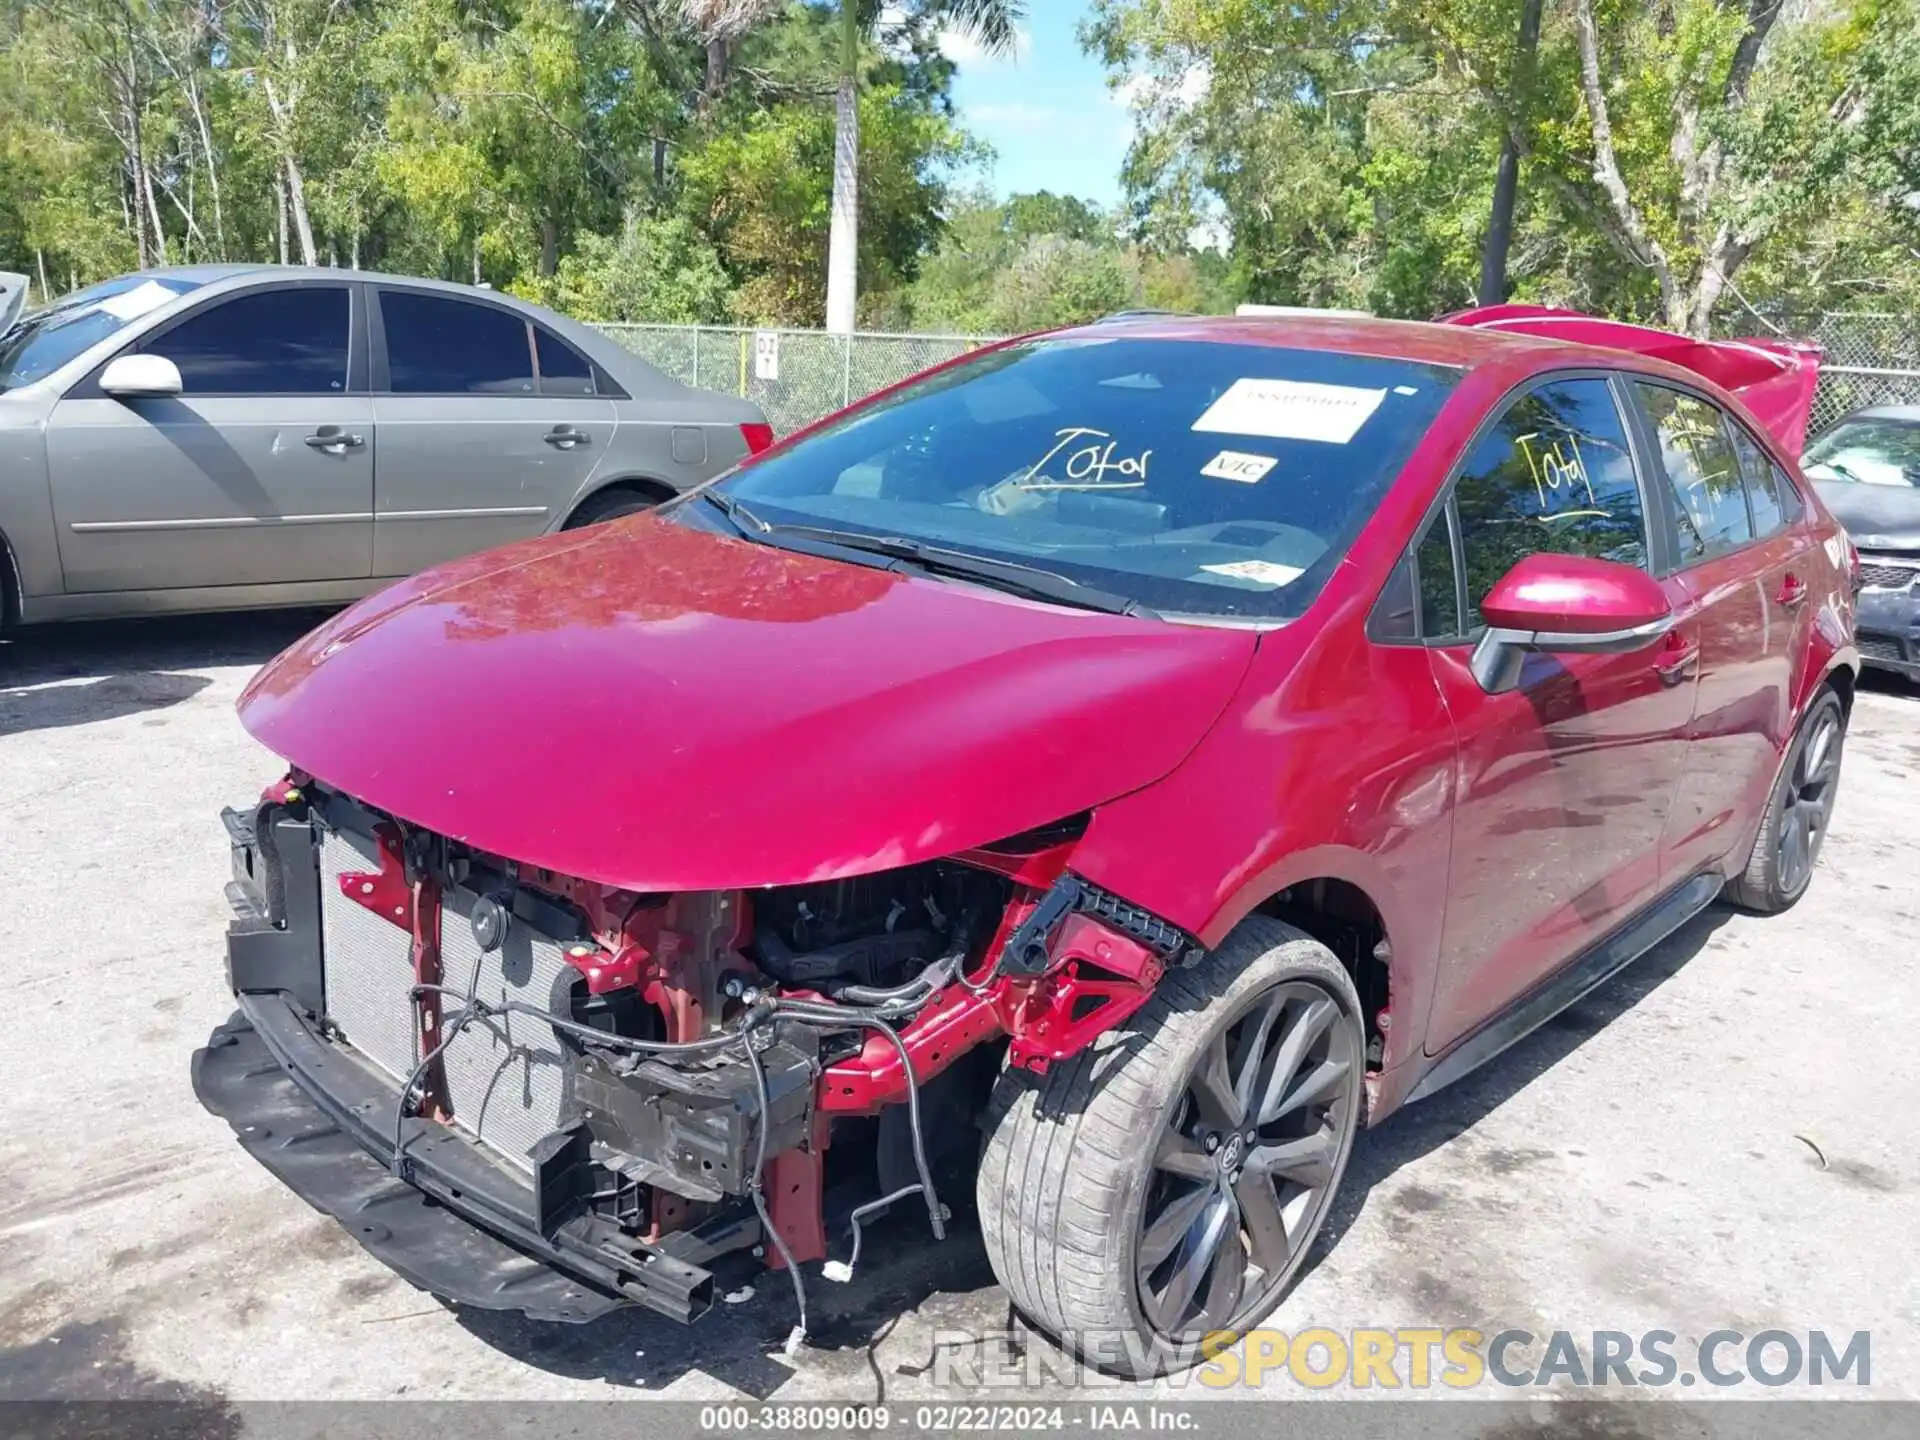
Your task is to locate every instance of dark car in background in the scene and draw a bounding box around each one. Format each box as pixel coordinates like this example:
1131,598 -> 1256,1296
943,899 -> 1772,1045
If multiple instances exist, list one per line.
1803,406 -> 1920,679
0,265 -> 769,628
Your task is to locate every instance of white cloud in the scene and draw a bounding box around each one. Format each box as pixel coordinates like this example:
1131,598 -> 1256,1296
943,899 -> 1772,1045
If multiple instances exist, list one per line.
938,22 -> 1032,68
969,101 -> 1058,132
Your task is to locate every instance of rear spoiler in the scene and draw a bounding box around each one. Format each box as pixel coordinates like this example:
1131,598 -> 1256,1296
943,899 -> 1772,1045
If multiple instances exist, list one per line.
1438,304 -> 1822,455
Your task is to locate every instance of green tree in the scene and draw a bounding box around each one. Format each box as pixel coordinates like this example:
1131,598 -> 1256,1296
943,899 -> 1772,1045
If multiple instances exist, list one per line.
1003,190 -> 1107,244
681,82 -> 968,324
536,211 -> 733,322
1089,0 -> 1916,333
986,234 -> 1138,331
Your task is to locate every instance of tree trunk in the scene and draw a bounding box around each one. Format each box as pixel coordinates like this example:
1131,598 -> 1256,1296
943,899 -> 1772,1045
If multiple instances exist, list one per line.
182,168 -> 196,263
284,154 -> 317,266
120,178 -> 138,264
1572,0 -> 1680,325
37,249 -> 51,305
122,91 -> 152,267
186,74 -> 227,259
262,63 -> 317,267
142,164 -> 170,267
703,36 -> 732,104
1478,143 -> 1522,307
1478,0 -> 1543,305
276,170 -> 289,265
823,1 -> 861,333
539,217 -> 560,278
824,73 -> 859,332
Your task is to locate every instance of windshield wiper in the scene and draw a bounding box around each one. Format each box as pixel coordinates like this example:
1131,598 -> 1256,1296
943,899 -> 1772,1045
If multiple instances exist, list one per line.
751,524 -> 1159,618
699,489 -> 773,536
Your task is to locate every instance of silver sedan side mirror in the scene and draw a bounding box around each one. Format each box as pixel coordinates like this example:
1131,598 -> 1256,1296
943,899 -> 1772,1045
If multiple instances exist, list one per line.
99,353 -> 185,399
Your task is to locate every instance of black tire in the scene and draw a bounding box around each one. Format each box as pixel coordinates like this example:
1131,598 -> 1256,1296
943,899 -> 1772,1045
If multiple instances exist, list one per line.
563,486 -> 667,530
977,918 -> 1365,1378
1724,688 -> 1847,914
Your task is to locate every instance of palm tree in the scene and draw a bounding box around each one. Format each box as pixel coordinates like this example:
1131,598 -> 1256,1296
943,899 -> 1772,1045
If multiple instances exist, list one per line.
681,1 -> 1023,332
828,2 -> 1025,332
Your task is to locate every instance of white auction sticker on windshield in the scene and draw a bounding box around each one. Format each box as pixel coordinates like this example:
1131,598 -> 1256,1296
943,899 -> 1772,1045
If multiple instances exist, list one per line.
1200,450 -> 1277,484
1200,559 -> 1305,588
1192,378 -> 1387,444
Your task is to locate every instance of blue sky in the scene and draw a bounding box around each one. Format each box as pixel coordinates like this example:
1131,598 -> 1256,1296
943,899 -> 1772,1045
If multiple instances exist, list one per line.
942,6 -> 1131,210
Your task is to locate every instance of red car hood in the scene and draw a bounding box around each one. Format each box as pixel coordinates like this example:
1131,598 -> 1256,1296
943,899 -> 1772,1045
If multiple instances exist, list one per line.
239,517 -> 1256,891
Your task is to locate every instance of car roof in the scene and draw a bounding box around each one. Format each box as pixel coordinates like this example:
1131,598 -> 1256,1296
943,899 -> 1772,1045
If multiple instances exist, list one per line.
1049,312 -> 1576,372
123,263 -> 714,400
143,262 -> 541,303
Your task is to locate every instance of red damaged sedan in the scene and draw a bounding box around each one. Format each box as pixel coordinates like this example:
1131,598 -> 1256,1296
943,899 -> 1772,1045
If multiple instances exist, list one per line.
197,309 -> 1857,1375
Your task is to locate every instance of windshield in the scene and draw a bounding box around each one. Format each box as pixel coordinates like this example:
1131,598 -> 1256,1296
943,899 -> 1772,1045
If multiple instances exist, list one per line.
1803,418 -> 1920,488
699,337 -> 1459,620
0,274 -> 202,392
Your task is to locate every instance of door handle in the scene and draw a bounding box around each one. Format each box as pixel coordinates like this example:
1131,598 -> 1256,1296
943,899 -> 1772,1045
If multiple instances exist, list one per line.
1776,573 -> 1808,609
545,426 -> 590,449
305,429 -> 364,453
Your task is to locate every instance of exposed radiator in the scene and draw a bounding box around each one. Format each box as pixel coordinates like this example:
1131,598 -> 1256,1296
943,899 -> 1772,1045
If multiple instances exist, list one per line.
437,885 -> 571,1169
317,829 -> 571,1172
318,829 -> 420,1091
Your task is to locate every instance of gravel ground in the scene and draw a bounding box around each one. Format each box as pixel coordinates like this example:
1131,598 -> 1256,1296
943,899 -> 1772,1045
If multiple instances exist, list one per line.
2,611 -> 1916,1418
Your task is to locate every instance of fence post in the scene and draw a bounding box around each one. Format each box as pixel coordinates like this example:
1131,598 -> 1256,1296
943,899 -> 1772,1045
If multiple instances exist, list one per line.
692,327 -> 701,388
841,334 -> 853,408
738,330 -> 748,398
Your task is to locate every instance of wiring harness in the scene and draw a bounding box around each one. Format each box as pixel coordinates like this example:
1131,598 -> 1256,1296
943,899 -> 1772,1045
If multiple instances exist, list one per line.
393,974 -> 952,1355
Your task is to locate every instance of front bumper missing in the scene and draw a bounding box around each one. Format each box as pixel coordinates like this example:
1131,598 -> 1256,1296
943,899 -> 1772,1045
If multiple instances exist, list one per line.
193,992 -> 739,1325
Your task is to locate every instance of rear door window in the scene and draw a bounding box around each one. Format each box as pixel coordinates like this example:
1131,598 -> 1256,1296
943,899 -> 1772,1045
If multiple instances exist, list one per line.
1635,384 -> 1751,561
380,290 -> 535,395
144,286 -> 349,396
1728,422 -> 1787,538
534,326 -> 596,397
1452,378 -> 1648,630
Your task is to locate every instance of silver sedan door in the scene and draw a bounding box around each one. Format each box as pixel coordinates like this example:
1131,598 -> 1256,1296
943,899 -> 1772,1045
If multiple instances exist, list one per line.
369,287 -> 615,577
43,281 -> 372,594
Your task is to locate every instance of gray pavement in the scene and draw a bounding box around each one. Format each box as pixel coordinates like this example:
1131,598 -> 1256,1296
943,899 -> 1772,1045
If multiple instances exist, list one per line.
1,612 -> 1915,1413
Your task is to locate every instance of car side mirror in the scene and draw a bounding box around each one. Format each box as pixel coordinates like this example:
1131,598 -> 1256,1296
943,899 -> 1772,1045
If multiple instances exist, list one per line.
1470,553 -> 1675,695
99,353 -> 184,399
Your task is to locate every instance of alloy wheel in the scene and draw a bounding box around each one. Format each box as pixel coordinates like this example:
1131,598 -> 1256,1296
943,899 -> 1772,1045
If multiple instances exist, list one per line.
1134,980 -> 1359,1341
1776,710 -> 1842,895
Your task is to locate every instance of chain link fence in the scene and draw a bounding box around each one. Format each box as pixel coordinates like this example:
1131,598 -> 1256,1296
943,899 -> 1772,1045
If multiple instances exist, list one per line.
1712,312 -> 1920,437
1783,313 -> 1920,436
590,322 -> 999,435
593,314 -> 1920,442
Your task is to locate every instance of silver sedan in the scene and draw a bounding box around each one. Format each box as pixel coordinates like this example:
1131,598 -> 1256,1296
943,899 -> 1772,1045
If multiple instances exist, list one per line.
0,265 -> 768,626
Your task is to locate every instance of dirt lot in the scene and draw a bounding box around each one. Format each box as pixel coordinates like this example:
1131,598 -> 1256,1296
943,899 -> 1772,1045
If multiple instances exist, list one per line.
2,611 -> 1917,1415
